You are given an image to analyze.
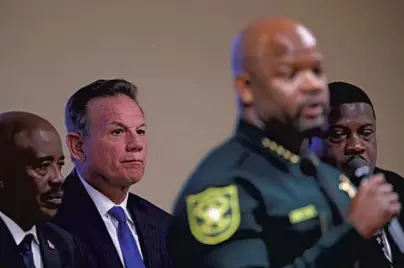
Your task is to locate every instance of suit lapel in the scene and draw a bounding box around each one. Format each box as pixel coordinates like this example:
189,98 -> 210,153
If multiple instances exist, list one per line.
0,218 -> 26,268
127,194 -> 160,268
37,225 -> 61,268
65,171 -> 123,268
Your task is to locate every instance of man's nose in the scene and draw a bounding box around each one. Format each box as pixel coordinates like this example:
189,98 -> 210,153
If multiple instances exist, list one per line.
50,167 -> 64,184
126,135 -> 144,152
345,134 -> 365,155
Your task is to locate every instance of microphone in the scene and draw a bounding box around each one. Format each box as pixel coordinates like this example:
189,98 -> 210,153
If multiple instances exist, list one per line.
345,157 -> 404,253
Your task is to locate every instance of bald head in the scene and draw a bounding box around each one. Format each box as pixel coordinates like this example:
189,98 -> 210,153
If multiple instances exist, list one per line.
231,17 -> 318,78
0,111 -> 57,152
231,17 -> 328,136
0,111 -> 56,128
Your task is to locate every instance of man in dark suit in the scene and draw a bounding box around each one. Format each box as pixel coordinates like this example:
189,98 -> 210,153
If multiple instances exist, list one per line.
0,111 -> 89,268
52,79 -> 173,268
311,81 -> 404,267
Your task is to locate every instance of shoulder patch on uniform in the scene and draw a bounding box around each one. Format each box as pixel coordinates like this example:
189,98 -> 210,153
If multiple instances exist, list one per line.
338,174 -> 356,198
186,185 -> 240,245
289,204 -> 318,224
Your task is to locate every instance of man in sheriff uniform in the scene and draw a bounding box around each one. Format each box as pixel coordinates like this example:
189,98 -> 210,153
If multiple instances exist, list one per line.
168,17 -> 401,267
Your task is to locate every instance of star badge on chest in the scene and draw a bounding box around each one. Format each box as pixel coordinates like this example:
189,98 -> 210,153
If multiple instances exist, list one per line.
186,185 -> 241,245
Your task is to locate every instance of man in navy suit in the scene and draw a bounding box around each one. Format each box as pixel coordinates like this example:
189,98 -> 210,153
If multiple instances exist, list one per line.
0,111 -> 90,268
53,79 -> 173,268
311,81 -> 404,267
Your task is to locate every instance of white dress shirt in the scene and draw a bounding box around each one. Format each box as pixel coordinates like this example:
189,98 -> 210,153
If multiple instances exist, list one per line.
0,210 -> 43,268
77,172 -> 143,267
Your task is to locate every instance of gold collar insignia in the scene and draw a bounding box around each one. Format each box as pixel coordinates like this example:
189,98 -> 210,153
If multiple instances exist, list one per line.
261,138 -> 300,164
338,174 -> 356,198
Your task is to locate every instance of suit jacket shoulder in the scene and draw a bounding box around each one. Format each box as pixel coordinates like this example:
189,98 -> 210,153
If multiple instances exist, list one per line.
38,221 -> 75,249
38,221 -> 96,268
0,217 -> 26,268
375,166 -> 404,195
129,193 -> 171,218
375,167 -> 404,181
128,193 -> 171,231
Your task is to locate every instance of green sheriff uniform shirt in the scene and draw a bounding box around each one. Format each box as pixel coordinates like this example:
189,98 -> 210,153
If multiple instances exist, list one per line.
168,120 -> 368,268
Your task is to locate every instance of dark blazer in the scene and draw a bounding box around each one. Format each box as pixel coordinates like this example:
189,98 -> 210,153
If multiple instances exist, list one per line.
52,169 -> 174,268
357,167 -> 404,268
377,167 -> 404,226
0,217 -> 88,268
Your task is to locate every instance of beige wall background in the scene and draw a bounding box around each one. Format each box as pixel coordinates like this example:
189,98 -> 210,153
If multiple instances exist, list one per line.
1,0 -> 403,212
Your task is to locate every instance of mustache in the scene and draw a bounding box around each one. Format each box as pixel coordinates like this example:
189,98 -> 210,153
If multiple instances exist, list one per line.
42,190 -> 63,200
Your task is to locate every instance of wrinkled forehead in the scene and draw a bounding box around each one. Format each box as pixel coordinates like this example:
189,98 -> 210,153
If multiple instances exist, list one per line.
87,95 -> 145,126
329,103 -> 375,125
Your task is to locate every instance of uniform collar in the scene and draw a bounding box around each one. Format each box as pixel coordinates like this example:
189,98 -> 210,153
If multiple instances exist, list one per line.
235,119 -> 303,165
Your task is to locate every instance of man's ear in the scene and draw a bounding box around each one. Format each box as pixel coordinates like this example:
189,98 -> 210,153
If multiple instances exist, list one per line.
66,132 -> 86,162
234,73 -> 254,106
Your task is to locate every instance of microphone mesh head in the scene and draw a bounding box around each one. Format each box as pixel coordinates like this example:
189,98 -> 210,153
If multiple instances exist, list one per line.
354,165 -> 370,178
344,156 -> 370,179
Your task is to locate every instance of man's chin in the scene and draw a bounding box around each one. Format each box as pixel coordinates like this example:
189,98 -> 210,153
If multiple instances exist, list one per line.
28,208 -> 55,224
120,173 -> 143,187
39,208 -> 58,220
127,177 -> 142,186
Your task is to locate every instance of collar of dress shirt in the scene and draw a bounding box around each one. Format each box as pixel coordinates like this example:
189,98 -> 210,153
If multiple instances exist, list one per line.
0,210 -> 40,245
77,171 -> 134,224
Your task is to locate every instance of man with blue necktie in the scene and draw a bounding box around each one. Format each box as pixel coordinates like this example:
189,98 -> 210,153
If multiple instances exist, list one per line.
53,79 -> 173,268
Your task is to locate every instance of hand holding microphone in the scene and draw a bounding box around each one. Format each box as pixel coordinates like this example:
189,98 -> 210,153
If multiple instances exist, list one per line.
347,174 -> 401,238
345,157 -> 404,253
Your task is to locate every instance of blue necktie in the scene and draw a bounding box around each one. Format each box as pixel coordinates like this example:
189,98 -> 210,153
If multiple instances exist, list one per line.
109,206 -> 145,268
18,234 -> 36,268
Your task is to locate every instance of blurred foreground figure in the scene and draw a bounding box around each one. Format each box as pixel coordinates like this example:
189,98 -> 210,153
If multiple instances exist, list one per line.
0,111 -> 89,268
168,18 -> 401,267
311,81 -> 404,267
